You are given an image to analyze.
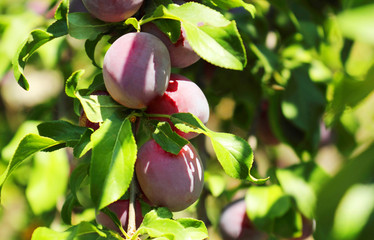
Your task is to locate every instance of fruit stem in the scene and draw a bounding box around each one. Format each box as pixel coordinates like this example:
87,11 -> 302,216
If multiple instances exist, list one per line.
127,178 -> 138,236
143,113 -> 171,119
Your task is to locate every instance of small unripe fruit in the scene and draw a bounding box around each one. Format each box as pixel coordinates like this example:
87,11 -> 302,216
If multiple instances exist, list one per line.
146,74 -> 209,139
219,199 -> 268,240
103,32 -> 171,109
142,23 -> 200,68
96,199 -> 143,233
135,139 -> 204,212
82,0 -> 143,22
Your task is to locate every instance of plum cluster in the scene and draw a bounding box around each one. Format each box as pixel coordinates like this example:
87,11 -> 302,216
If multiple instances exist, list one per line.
79,0 -> 209,233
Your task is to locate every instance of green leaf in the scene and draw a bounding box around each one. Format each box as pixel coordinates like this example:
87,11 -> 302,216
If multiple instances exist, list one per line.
86,72 -> 106,93
186,21 -> 246,70
12,28 -> 67,90
175,218 -> 209,239
250,43 -> 279,74
37,120 -> 87,147
125,17 -> 141,31
85,34 -> 104,68
276,162 -> 330,219
163,3 -> 230,26
54,0 -> 69,21
246,185 -> 292,232
209,132 -> 266,183
209,132 -> 252,179
206,0 -> 256,18
68,12 -> 112,40
204,171 -> 226,197
171,113 -> 267,183
281,67 -> 326,132
170,112 -> 209,134
31,227 -> 71,240
331,183 -> 374,240
272,206 -> 303,238
31,222 -> 109,240
65,70 -> 85,98
90,116 -> 137,209
69,162 -> 89,200
142,3 -> 247,70
61,193 -> 78,225
1,121 -> 40,162
143,0 -> 174,15
26,150 -> 69,215
73,129 -> 93,158
152,122 -> 189,155
138,208 -> 208,240
337,4 -> 374,44
153,19 -> 181,43
100,207 -> 125,233
0,134 -> 61,201
327,67 -> 374,122
315,143 -> 374,240
76,92 -> 124,123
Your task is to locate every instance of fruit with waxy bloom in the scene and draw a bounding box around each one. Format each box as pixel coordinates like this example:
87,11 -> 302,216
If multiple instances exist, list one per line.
96,199 -> 143,233
82,0 -> 144,22
219,198 -> 268,240
103,32 -> 171,109
142,23 -> 200,68
146,73 -> 209,139
135,139 -> 204,212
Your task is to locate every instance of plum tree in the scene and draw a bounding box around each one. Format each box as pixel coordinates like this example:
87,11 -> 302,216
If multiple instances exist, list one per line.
135,139 -> 204,212
146,73 -> 209,139
82,0 -> 144,22
219,198 -> 268,240
103,32 -> 171,109
96,199 -> 143,233
142,23 -> 200,68
79,90 -> 109,130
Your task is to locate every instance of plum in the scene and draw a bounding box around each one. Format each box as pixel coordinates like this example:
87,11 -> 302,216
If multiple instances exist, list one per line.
146,74 -> 209,139
142,23 -> 200,68
79,90 -> 109,130
219,198 -> 268,240
135,139 -> 204,212
82,0 -> 143,22
96,199 -> 143,233
103,32 -> 171,109
70,0 -> 88,13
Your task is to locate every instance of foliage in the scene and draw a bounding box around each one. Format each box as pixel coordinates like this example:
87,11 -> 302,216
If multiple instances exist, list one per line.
1,0 -> 374,239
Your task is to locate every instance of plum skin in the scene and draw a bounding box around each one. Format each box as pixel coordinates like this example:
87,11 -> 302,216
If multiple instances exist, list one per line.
96,199 -> 143,233
142,23 -> 200,68
146,73 -> 209,139
135,139 -> 204,212
82,0 -> 144,22
103,32 -> 171,109
219,198 -> 268,240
